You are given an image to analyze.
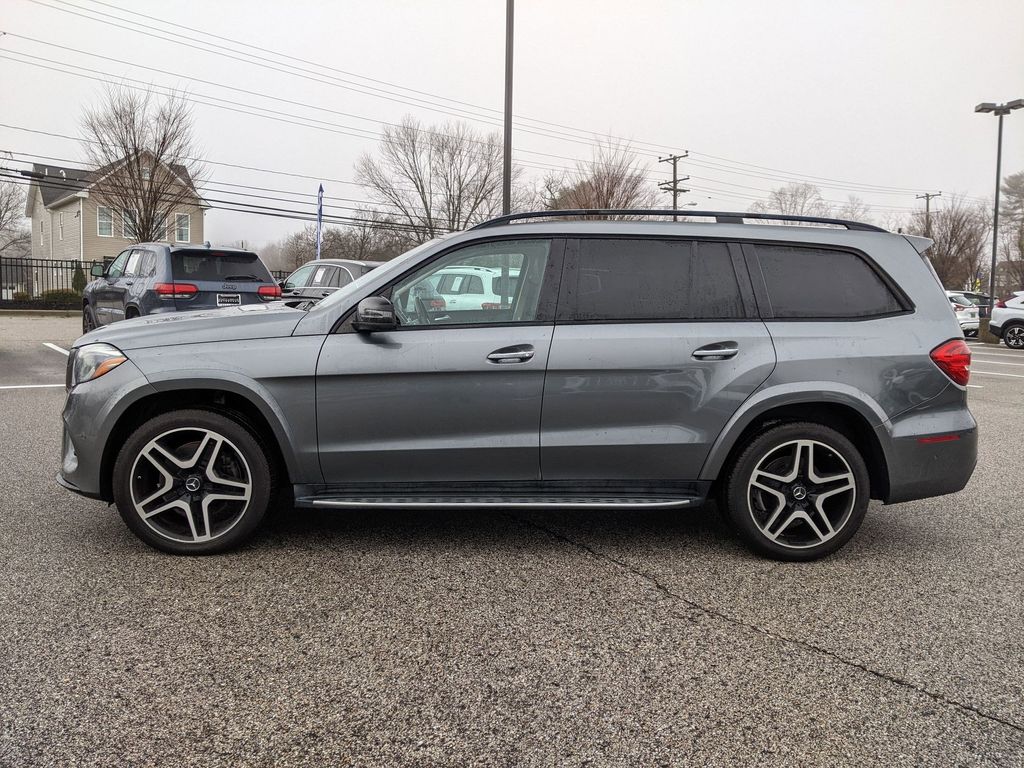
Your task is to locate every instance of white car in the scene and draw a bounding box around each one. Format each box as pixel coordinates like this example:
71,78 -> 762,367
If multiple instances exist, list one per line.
990,290 -> 1024,349
431,265 -> 520,310
946,291 -> 979,337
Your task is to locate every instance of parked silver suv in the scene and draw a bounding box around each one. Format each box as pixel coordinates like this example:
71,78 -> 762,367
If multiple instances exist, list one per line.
57,210 -> 978,561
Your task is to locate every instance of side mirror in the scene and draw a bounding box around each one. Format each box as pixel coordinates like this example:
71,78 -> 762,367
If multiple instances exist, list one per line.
352,296 -> 397,332
90,264 -> 105,278
278,280 -> 288,291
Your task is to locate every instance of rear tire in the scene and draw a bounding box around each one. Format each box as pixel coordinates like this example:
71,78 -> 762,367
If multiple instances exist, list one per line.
1003,324 -> 1024,350
722,422 -> 870,561
112,409 -> 273,555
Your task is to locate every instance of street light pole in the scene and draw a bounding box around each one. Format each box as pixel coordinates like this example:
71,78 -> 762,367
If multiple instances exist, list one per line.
502,0 -> 514,215
975,99 -> 1023,328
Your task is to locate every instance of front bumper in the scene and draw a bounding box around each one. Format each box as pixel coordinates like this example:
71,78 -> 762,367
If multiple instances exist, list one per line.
58,358 -> 156,501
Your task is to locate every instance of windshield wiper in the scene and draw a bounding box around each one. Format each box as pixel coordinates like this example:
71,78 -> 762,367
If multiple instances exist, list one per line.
223,274 -> 264,281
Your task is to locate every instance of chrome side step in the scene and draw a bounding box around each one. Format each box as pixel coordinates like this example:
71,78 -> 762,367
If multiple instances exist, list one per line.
299,496 -> 694,510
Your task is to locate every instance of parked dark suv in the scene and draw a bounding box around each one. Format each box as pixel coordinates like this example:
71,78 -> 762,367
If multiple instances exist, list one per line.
82,244 -> 281,331
59,210 -> 977,561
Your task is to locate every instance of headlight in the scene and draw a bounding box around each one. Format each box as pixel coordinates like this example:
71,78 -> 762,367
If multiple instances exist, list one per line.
68,343 -> 127,389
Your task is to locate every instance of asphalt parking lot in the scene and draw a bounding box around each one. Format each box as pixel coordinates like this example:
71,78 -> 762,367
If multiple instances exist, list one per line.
1,313 -> 1022,767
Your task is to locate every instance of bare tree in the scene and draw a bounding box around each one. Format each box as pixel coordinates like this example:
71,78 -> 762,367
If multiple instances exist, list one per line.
0,179 -> 30,255
999,170 -> 1024,290
357,116 -> 523,243
542,141 -> 657,216
905,195 -> 990,289
81,86 -> 206,243
749,182 -> 832,218
834,195 -> 873,224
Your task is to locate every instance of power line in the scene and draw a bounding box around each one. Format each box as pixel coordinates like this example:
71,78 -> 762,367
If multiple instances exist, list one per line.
17,0 -> 965,199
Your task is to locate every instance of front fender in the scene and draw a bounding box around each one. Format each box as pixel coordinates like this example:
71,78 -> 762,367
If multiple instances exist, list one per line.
698,382 -> 888,481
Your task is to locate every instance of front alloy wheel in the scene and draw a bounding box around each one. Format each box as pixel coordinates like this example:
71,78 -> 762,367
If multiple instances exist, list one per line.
113,410 -> 272,554
1004,325 -> 1024,350
723,422 -> 870,561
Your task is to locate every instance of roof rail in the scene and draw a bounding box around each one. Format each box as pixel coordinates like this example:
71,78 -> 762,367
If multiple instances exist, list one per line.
470,209 -> 887,232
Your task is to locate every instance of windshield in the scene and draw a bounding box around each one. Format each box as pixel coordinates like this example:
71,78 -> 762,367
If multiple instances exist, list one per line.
305,237 -> 453,315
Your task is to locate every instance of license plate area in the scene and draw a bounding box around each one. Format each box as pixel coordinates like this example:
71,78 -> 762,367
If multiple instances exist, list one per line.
217,293 -> 241,306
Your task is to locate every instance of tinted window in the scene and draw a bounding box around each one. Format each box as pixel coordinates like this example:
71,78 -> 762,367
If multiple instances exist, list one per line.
331,268 -> 353,288
171,251 -> 273,282
756,245 -> 902,318
571,239 -> 744,321
309,265 -> 333,288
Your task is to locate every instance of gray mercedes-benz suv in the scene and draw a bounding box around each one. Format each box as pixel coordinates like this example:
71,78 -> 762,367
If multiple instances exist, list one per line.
57,210 -> 978,561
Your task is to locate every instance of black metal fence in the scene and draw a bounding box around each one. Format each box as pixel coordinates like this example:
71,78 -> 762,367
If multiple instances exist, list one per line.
0,257 -> 105,310
0,257 -> 292,310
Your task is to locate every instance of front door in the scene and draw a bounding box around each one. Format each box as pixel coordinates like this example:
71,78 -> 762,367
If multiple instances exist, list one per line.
95,249 -> 130,325
316,238 -> 563,483
540,237 -> 776,481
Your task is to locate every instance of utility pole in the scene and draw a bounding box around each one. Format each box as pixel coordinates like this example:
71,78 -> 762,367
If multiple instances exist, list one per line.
658,152 -> 689,220
501,0 -> 514,215
915,192 -> 941,238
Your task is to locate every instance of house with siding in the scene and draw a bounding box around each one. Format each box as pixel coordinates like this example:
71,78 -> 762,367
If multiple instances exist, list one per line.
22,160 -> 206,264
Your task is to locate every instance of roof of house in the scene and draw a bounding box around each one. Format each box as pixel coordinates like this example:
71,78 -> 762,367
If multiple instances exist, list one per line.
23,159 -> 197,211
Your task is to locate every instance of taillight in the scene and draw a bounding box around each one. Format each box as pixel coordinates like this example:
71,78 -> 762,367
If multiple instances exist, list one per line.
930,338 -> 971,386
258,285 -> 282,300
428,298 -> 446,310
952,303 -> 968,311
995,297 -> 1010,308
153,282 -> 198,299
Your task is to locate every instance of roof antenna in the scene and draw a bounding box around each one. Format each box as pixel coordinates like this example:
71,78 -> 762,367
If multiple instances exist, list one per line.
204,241 -> 211,248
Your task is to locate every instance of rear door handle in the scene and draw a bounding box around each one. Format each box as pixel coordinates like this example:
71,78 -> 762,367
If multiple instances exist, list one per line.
692,342 -> 739,360
487,344 -> 535,364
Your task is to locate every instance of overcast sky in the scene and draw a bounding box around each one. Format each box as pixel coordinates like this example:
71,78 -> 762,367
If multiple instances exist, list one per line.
2,0 -> 1022,248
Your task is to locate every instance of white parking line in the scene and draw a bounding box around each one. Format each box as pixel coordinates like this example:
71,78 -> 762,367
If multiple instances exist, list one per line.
967,385 -> 984,389
0,384 -> 65,390
971,369 -> 1024,379
42,342 -> 70,356
968,359 -> 1024,367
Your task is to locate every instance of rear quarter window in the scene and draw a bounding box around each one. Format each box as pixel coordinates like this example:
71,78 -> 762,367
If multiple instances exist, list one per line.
754,244 -> 904,319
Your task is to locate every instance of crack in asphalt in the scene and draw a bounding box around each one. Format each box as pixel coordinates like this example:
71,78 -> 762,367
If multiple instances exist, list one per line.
510,514 -> 1024,736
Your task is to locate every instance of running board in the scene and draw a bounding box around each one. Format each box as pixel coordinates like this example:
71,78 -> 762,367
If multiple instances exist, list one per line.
295,496 -> 695,510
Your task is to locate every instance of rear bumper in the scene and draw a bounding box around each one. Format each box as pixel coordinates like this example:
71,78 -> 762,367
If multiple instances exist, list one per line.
877,403 -> 978,505
989,322 -> 1003,338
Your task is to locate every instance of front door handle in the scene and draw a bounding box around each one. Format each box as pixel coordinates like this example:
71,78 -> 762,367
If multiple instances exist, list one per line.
487,344 -> 535,364
692,342 -> 739,360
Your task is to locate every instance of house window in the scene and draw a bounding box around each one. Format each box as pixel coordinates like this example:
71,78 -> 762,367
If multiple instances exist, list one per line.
59,212 -> 64,241
123,209 -> 138,240
97,206 -> 113,237
175,213 -> 190,243
40,219 -> 44,246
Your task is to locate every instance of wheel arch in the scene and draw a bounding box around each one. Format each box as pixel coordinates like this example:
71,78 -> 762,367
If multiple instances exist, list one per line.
98,382 -> 297,502
702,388 -> 890,501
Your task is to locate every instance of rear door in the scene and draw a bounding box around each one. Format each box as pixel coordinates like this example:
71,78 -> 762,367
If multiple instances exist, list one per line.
540,237 -> 776,481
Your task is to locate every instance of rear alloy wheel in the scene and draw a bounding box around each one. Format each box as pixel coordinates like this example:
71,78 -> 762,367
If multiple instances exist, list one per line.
723,422 -> 870,561
1004,325 -> 1024,350
113,409 -> 272,554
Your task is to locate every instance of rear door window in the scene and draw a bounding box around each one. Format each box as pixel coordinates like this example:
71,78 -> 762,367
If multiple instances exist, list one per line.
171,251 -> 272,283
568,238 -> 745,321
125,249 -> 144,277
754,244 -> 903,318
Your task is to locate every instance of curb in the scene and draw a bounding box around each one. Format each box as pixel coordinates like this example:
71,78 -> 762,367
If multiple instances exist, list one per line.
0,309 -> 78,317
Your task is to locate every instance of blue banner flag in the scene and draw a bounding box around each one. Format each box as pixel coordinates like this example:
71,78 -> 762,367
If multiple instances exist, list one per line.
315,184 -> 324,260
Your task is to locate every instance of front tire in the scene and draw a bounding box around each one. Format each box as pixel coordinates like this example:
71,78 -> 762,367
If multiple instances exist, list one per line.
722,422 -> 870,561
82,303 -> 97,333
112,409 -> 273,555
1003,324 -> 1024,350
